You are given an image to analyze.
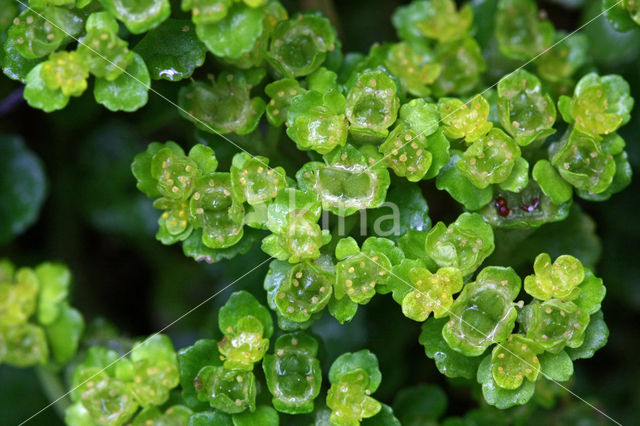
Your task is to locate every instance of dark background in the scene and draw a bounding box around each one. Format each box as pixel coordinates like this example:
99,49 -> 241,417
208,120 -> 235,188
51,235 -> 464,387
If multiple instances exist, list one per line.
1,0 -> 639,424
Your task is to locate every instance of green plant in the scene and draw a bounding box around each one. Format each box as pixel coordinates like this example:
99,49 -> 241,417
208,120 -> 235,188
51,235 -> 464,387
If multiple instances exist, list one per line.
0,0 -> 634,424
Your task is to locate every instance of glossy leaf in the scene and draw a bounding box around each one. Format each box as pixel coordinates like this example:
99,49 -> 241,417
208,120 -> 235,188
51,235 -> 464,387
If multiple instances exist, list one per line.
0,136 -> 47,244
520,299 -> 590,353
477,355 -> 535,409
558,73 -> 634,136
419,318 -> 482,379
267,13 -> 336,77
24,63 -> 69,112
415,0 -> 473,43
40,51 -> 89,97
262,188 -> 329,263
496,0 -> 555,61
439,95 -> 492,142
551,129 -> 616,194
99,0 -> 171,34
497,70 -> 556,146
78,13 -> 134,82
442,266 -> 521,356
457,129 -> 521,189
297,145 -> 390,216
194,365 -> 256,414
433,37 -> 485,96
435,150 -> 493,211
262,332 -> 322,414
523,253 -> 585,300
135,20 -> 207,81
8,7 -> 82,60
178,71 -> 266,135
94,53 -> 150,112
425,213 -> 495,276
491,334 -> 542,390
345,68 -> 400,140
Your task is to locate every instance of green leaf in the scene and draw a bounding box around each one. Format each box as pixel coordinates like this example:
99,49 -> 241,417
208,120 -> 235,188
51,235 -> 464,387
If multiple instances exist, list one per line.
496,0 -> 555,61
419,318 -> 482,379
44,303 -> 84,364
2,38 -> 42,83
8,7 -> 83,59
94,52 -> 150,112
178,72 -> 266,135
327,350 -> 382,425
532,159 -> 573,205
401,266 -> 463,321
190,173 -> 245,249
345,69 -> 400,140
538,350 -> 573,382
194,366 -> 256,414
436,150 -> 493,211
560,73 -> 634,136
425,213 -> 495,276
219,291 -> 273,339
439,95 -> 492,142
177,339 -> 222,409
520,299 -> 590,353
230,153 -> 286,205
523,253 -> 585,300
362,404 -> 401,426
414,0 -> 473,43
132,405 -> 193,426
269,260 -> 333,323
286,90 -> 349,154
457,129 -> 521,189
183,228 -> 261,264
443,266 -> 520,356
99,0 -> 170,34
392,384 -> 447,425
2,323 -> 49,367
477,355 -> 535,408
535,32 -> 588,84
195,3 -> 265,59
262,332 -> 322,414
78,13 -> 134,82
328,295 -> 358,324
296,145 -> 390,216
497,69 -> 556,146
24,63 -> 69,112
566,310 -> 608,360
367,183 -> 431,240
0,135 -> 47,244
40,51 -> 89,97
264,78 -> 306,126
188,411 -> 233,426
35,262 -> 70,325
263,189 -> 327,263
232,406 -> 279,426
433,37 -> 485,96
491,334 -> 542,390
135,19 -> 207,81
573,269 -> 606,315
551,129 -> 616,194
267,13 -> 336,77
384,42 -> 441,97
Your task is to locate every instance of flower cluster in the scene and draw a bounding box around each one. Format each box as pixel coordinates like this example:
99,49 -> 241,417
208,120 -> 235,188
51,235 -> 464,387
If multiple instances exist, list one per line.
0,259 -> 83,368
1,0 -> 629,423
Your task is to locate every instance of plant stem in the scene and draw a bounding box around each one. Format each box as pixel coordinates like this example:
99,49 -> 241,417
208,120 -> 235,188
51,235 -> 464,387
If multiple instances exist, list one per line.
36,366 -> 69,420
